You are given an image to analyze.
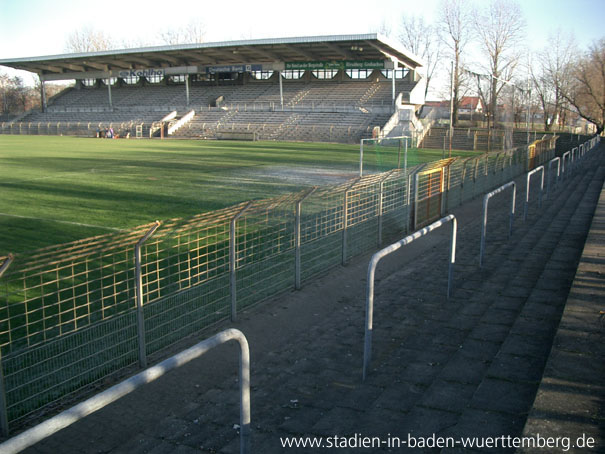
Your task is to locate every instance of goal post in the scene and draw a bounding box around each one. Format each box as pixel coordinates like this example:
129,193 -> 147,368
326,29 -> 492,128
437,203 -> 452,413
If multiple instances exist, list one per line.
359,135 -> 412,177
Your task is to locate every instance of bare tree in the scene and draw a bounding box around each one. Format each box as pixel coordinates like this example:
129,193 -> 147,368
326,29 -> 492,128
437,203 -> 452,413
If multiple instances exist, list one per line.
160,19 -> 206,45
562,38 -> 605,134
530,64 -> 553,131
474,0 -> 526,128
372,18 -> 393,38
64,26 -> 115,53
398,15 -> 440,100
531,31 -> 576,131
437,0 -> 473,126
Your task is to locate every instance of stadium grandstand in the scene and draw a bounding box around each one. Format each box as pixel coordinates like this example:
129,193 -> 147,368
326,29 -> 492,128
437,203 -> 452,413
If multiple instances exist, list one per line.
0,34 -> 427,143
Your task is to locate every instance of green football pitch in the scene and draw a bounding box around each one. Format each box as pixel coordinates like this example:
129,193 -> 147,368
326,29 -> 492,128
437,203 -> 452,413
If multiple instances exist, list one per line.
0,136 -> 480,254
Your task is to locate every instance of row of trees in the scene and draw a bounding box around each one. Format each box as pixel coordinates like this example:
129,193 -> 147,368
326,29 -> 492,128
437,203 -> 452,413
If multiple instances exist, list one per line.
0,74 -> 66,119
63,20 -> 206,53
392,0 -> 605,134
0,74 -> 40,119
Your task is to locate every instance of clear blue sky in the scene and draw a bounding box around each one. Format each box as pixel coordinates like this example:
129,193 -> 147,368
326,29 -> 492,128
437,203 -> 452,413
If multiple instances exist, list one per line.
1,0 -> 603,83
518,0 -> 603,50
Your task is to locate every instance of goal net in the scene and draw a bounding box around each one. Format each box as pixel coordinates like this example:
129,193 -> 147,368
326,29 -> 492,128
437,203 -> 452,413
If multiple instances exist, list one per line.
359,136 -> 413,176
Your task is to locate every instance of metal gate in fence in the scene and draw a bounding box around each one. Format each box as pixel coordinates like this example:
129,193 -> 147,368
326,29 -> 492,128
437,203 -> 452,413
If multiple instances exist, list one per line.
414,165 -> 446,229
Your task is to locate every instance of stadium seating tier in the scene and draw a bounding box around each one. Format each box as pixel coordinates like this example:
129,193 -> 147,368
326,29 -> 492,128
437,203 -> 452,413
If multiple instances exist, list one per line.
6,72 -> 417,143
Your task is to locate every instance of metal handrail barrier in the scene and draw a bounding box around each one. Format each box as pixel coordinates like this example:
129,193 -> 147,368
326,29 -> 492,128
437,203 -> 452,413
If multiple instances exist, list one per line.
362,214 -> 457,381
480,182 -> 516,268
546,157 -> 561,200
0,328 -> 251,454
524,166 -> 545,221
579,142 -> 588,163
561,150 -> 571,180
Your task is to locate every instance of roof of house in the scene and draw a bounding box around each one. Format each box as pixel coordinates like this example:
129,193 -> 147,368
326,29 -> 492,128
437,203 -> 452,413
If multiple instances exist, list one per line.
459,97 -> 481,109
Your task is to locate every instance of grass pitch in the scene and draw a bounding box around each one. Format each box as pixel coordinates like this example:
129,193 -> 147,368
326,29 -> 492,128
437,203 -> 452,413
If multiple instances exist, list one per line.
0,136 -> 479,254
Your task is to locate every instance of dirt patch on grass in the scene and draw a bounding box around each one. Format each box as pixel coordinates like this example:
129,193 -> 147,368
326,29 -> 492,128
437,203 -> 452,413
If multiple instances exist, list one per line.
237,165 -> 360,187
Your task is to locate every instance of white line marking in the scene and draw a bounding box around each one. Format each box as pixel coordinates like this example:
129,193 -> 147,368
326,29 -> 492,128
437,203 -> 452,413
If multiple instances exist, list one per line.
0,212 -> 126,231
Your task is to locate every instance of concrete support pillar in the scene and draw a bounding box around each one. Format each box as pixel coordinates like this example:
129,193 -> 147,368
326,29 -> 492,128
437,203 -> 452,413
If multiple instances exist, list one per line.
107,78 -> 113,110
185,74 -> 190,107
39,77 -> 47,113
279,71 -> 284,111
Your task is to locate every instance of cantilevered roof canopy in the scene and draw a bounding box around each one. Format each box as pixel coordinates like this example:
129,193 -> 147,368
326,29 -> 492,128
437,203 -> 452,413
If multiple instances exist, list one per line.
0,34 -> 423,81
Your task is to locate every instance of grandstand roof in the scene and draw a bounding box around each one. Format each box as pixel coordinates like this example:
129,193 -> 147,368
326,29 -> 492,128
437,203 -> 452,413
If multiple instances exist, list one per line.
0,34 -> 423,81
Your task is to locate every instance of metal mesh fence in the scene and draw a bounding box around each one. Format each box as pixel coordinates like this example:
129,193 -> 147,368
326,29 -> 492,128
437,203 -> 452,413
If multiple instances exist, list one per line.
379,169 -> 411,241
0,121 -> 150,138
299,184 -> 347,282
141,207 -> 238,355
235,194 -> 299,310
0,135 -> 570,431
345,175 -> 383,261
0,224 -> 156,424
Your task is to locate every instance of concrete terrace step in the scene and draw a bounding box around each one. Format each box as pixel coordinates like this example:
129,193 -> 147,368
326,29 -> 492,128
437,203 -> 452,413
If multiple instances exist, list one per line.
345,157 -> 604,452
436,168 -> 605,452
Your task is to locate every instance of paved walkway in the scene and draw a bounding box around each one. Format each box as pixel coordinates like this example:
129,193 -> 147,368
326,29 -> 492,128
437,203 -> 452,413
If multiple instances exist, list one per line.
8,146 -> 605,454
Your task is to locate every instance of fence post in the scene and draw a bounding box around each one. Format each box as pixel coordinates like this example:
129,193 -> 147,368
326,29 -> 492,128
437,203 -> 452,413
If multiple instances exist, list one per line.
441,163 -> 450,215
461,158 -> 468,187
295,188 -> 316,290
230,202 -> 253,322
473,157 -> 480,198
359,139 -> 365,177
135,222 -> 161,369
413,173 -> 420,230
377,171 -> 395,246
405,171 -> 414,234
342,179 -> 360,266
0,254 -> 14,437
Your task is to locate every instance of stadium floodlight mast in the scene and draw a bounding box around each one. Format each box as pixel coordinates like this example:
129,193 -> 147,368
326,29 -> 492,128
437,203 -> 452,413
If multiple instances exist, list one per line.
359,135 -> 411,177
